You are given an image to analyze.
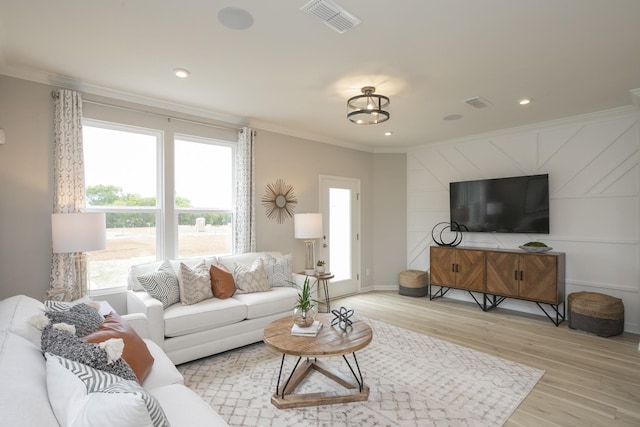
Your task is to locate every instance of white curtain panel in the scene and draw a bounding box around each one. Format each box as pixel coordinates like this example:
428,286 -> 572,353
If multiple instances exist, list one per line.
234,127 -> 256,253
48,89 -> 86,301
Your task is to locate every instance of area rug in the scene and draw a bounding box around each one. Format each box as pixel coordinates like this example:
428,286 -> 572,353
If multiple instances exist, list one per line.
178,318 -> 544,427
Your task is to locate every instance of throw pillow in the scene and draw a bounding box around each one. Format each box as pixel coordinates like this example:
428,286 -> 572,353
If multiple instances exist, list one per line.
209,264 -> 236,299
84,312 -> 155,383
41,325 -> 137,382
233,258 -> 271,294
45,303 -> 104,337
261,253 -> 293,287
178,260 -> 214,305
45,353 -> 170,427
43,296 -> 93,312
137,260 -> 180,309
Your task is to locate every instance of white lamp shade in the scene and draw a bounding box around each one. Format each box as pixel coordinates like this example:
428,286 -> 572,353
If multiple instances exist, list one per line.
294,213 -> 323,239
52,213 -> 107,253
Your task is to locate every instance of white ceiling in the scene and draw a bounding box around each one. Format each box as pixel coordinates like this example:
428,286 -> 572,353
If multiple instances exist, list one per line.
1,0 -> 639,152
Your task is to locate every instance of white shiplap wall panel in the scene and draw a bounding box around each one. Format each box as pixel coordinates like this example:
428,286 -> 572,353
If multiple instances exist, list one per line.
551,196 -> 638,241
491,132 -> 539,173
407,109 -> 640,332
590,161 -> 638,196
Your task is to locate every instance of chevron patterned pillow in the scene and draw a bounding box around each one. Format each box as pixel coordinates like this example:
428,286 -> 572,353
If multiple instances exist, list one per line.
178,260 -> 214,305
233,258 -> 271,294
45,352 -> 170,427
137,260 -> 180,309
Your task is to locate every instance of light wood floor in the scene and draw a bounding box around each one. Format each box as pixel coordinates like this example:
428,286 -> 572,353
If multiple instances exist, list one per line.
333,291 -> 640,427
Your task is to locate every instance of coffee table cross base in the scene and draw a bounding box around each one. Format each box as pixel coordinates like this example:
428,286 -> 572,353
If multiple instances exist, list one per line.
271,354 -> 370,409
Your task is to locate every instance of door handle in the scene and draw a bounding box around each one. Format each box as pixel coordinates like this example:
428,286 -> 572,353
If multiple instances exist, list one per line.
323,244 -> 328,248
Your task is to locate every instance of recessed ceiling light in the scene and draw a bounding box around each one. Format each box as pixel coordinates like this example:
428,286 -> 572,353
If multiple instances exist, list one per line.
218,7 -> 254,30
384,131 -> 393,136
519,98 -> 532,105
174,68 -> 190,78
443,114 -> 462,121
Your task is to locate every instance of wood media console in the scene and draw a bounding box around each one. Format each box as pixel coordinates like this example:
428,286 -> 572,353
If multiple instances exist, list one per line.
429,246 -> 566,326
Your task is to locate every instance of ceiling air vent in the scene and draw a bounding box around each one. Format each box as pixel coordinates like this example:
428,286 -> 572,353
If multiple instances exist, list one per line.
464,96 -> 493,109
301,0 -> 361,34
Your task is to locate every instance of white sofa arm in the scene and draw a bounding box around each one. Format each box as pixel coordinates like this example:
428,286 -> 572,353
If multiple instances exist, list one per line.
120,312 -> 150,339
127,290 -> 165,348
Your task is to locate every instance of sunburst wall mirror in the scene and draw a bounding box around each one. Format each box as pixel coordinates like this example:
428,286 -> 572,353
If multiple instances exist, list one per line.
261,179 -> 297,224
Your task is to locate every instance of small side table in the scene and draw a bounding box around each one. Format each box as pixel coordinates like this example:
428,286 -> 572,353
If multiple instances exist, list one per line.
300,272 -> 335,313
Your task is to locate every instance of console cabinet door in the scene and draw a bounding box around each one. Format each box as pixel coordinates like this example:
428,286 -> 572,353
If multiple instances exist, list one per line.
430,247 -> 485,291
519,254 -> 558,303
456,249 -> 485,291
486,252 -> 519,296
430,247 -> 456,287
487,252 -> 559,303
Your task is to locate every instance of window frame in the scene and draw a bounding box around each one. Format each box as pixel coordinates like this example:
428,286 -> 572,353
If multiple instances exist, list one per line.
81,117 -> 236,294
173,133 -> 236,259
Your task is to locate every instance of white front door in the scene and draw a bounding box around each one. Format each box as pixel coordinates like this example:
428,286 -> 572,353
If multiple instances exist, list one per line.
319,175 -> 360,300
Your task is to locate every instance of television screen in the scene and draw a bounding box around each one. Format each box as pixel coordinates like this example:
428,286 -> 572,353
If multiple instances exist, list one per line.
450,174 -> 549,233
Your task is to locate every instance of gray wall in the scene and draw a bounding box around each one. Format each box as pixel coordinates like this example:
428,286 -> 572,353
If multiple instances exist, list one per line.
0,75 -> 407,303
373,154 -> 407,289
0,75 -> 54,301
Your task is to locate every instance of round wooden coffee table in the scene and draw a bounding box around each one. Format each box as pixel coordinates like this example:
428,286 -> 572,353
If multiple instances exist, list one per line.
263,313 -> 373,409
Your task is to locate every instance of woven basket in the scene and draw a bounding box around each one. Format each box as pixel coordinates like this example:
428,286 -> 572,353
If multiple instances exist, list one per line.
568,292 -> 624,337
399,270 -> 428,297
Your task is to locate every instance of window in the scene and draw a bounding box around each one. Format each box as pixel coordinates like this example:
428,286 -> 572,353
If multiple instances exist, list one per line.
174,135 -> 234,258
83,120 -> 235,292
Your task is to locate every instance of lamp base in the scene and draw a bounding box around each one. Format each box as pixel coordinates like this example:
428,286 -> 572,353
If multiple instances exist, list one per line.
305,268 -> 316,276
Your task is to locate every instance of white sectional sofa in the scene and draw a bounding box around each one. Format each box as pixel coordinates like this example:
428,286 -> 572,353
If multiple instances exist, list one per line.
127,251 -> 302,364
0,294 -> 229,427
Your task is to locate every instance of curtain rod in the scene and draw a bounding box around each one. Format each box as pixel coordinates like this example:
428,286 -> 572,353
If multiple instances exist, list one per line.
51,90 -> 242,133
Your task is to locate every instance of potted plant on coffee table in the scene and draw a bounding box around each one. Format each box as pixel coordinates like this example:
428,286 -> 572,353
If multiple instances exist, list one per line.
293,276 -> 321,328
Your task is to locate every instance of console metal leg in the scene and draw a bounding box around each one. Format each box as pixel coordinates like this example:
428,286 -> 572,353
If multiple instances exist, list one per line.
536,301 -> 565,326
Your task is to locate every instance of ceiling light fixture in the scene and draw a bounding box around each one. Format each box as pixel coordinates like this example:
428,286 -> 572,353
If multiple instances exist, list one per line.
384,131 -> 393,136
347,86 -> 390,125
519,98 -> 532,105
174,68 -> 190,78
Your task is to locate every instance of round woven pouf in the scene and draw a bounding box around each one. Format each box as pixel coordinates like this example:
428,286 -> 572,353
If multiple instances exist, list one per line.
568,291 -> 624,337
398,270 -> 428,297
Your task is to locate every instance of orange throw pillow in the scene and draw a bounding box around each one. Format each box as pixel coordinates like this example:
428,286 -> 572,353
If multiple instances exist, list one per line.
84,311 -> 154,383
210,264 -> 236,299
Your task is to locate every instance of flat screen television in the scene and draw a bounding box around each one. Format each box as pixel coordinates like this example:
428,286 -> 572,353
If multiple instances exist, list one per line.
450,174 -> 549,234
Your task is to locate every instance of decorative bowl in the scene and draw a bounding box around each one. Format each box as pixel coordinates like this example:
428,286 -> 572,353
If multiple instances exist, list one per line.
519,245 -> 552,253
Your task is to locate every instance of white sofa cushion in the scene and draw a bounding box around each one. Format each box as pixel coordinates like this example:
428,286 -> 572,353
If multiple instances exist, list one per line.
0,294 -> 45,346
233,287 -> 299,319
0,330 -> 59,426
163,297 -> 246,338
150,384 -> 229,427
45,352 -> 170,427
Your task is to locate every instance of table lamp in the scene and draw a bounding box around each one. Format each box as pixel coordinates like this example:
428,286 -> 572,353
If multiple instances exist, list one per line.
294,213 -> 323,275
52,213 -> 107,299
